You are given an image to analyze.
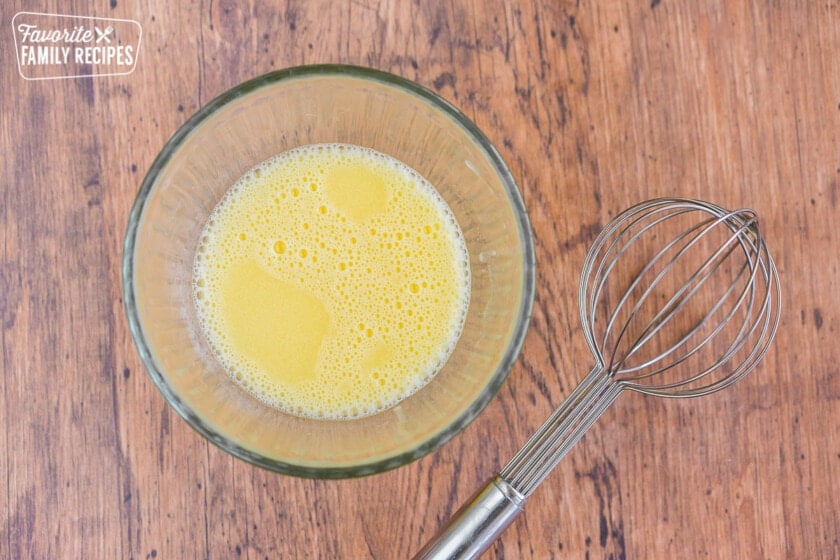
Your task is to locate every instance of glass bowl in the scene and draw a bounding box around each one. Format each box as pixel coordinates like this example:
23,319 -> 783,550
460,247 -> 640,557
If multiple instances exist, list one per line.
123,64 -> 535,478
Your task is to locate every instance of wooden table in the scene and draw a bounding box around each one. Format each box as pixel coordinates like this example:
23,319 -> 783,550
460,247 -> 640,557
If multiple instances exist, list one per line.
2,1 -> 838,558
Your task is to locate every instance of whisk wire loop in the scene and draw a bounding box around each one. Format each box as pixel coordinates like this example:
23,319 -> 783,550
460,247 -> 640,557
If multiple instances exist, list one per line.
579,200 -> 778,397
598,213 -> 718,363
615,213 -> 757,377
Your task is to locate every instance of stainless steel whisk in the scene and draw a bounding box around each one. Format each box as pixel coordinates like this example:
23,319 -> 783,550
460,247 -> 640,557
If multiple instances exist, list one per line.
414,198 -> 780,560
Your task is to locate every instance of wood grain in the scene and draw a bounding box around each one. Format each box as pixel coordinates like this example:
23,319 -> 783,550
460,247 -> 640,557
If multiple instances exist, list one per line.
2,0 -> 838,558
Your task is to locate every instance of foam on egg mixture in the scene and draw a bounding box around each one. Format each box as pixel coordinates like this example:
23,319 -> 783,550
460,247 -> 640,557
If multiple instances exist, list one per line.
193,144 -> 470,419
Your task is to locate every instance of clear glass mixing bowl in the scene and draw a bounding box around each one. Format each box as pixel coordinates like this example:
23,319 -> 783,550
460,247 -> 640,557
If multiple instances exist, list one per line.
123,65 -> 535,478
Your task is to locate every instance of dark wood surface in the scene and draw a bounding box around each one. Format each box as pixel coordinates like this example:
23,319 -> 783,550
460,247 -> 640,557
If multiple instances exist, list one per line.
2,1 -> 838,558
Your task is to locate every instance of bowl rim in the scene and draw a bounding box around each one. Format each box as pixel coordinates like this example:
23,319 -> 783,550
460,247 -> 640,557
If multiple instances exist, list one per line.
122,63 -> 536,478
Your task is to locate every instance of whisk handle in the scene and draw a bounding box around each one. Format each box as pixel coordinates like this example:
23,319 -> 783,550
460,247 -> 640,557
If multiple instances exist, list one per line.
412,475 -> 525,560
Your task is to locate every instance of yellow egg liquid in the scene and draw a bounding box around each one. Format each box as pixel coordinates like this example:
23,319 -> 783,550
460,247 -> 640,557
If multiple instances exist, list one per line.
193,144 -> 470,419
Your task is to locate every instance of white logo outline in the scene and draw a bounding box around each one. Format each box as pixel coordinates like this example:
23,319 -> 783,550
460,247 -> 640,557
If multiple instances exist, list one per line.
12,11 -> 142,81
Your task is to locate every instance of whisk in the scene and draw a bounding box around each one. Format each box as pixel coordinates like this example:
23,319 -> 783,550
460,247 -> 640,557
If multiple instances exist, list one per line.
413,198 -> 780,560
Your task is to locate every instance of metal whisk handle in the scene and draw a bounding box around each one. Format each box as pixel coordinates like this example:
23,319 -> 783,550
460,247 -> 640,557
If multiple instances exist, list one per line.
414,368 -> 621,560
412,476 -> 525,560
